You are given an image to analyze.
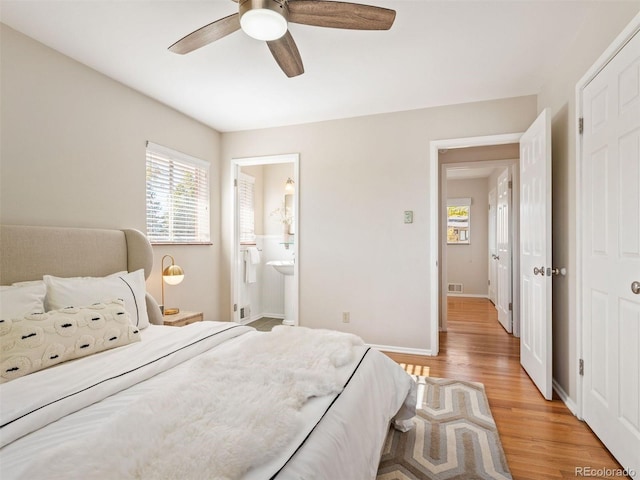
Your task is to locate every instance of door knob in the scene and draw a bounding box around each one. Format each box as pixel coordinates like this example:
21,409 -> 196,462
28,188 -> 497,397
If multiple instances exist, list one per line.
632,281 -> 640,295
549,267 -> 567,276
533,266 -> 545,276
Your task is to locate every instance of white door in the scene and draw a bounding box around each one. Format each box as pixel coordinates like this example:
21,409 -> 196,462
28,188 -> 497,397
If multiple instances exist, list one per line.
581,30 -> 640,474
496,170 -> 512,332
488,188 -> 498,305
520,108 -> 553,400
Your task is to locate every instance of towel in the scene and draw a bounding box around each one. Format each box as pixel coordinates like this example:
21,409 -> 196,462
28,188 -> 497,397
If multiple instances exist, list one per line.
244,247 -> 260,284
248,247 -> 261,265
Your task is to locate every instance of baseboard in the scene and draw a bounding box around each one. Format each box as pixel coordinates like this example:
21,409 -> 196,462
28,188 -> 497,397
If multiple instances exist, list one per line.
367,343 -> 434,356
552,378 -> 578,416
446,293 -> 489,298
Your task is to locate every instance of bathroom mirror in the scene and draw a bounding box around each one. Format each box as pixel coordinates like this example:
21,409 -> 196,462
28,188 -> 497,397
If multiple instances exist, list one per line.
284,194 -> 295,235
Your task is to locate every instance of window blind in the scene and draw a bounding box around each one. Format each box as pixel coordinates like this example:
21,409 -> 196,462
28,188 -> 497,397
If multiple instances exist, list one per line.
238,172 -> 256,244
146,142 -> 210,244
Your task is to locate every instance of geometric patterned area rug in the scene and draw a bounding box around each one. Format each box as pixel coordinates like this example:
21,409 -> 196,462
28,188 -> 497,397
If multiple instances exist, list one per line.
377,377 -> 512,480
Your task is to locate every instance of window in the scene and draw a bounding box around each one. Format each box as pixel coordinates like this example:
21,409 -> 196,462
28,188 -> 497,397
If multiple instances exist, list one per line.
146,142 -> 210,244
238,172 -> 256,244
447,197 -> 471,245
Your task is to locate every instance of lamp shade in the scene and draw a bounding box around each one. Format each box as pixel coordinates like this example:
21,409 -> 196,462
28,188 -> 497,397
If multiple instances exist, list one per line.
163,264 -> 184,285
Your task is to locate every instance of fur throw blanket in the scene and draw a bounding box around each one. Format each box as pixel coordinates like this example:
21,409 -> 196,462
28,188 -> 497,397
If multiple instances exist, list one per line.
21,326 -> 364,480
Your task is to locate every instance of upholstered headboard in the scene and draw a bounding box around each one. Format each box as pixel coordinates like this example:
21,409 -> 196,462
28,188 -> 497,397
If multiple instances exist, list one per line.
0,225 -> 163,325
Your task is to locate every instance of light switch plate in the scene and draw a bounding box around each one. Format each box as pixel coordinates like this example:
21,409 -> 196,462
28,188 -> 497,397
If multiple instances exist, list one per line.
404,210 -> 413,224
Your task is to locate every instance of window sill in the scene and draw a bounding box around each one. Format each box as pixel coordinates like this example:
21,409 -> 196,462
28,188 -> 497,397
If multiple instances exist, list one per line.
151,242 -> 213,246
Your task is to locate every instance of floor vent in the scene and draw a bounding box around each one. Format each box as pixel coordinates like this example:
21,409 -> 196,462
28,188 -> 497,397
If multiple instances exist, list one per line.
447,283 -> 464,294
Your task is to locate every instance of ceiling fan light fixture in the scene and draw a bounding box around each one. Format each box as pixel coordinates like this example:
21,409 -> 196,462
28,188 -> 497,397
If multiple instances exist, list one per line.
240,0 -> 288,41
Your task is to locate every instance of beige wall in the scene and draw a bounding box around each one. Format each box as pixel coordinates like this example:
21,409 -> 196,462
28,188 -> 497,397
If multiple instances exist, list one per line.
221,96 -> 537,352
446,178 -> 489,296
0,25 -> 224,321
537,5 -> 640,403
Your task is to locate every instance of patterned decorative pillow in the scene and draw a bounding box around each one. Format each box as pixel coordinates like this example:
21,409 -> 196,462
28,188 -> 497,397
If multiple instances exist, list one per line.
0,300 -> 141,382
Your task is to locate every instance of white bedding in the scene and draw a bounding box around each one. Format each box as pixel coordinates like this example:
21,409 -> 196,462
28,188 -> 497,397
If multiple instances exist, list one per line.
0,322 -> 416,479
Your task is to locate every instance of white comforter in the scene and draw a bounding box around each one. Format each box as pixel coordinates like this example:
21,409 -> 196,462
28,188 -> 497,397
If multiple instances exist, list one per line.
0,322 -> 416,480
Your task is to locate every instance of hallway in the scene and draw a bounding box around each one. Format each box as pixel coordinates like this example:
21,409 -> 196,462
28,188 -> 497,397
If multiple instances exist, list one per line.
385,297 -> 626,480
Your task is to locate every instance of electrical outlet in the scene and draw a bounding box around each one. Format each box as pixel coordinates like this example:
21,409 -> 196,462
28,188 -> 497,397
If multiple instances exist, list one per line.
404,210 -> 414,224
342,312 -> 350,323
240,307 -> 245,319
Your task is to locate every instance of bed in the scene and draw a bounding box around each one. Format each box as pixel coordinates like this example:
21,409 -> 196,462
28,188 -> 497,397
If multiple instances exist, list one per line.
0,225 -> 416,479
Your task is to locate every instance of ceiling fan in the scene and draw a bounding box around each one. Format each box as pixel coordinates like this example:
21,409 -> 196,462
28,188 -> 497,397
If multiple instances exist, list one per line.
168,0 -> 396,78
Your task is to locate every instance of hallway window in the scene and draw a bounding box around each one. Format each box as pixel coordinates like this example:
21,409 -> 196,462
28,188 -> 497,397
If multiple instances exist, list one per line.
447,197 -> 471,244
146,142 -> 210,244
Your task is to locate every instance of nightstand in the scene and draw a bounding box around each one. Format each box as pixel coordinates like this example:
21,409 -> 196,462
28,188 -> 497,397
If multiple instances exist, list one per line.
163,311 -> 203,327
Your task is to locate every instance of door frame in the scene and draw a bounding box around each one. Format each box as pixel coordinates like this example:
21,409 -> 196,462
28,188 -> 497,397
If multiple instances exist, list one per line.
430,133 -> 523,354
575,12 -> 640,420
231,153 -> 300,325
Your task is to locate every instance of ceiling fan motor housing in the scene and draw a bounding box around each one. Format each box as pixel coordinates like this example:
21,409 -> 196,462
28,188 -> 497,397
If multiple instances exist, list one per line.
240,0 -> 290,41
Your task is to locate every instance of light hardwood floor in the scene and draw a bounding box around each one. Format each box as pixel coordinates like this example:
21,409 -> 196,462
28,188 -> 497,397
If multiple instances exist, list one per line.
384,297 -> 627,480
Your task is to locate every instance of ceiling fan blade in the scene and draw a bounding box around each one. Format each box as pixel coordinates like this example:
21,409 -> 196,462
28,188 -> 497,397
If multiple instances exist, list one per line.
169,13 -> 241,54
288,0 -> 395,30
267,31 -> 305,78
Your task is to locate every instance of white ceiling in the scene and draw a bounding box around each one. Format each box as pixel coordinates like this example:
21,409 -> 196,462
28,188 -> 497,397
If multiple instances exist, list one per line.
0,1 -> 618,132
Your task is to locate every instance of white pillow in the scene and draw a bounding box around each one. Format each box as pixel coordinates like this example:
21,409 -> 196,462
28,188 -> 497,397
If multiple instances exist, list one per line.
44,270 -> 150,329
0,282 -> 47,320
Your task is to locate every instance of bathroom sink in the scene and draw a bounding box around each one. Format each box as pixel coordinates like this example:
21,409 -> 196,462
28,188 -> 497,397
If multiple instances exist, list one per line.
266,260 -> 295,326
266,260 -> 294,276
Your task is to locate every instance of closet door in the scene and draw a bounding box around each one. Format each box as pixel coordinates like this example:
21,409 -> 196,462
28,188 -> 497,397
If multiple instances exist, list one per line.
581,30 -> 640,475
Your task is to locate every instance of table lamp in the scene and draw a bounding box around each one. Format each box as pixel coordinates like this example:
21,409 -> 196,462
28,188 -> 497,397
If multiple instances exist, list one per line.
161,254 -> 184,315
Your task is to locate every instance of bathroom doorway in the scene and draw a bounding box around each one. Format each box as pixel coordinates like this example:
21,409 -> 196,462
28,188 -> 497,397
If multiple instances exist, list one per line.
231,153 -> 299,326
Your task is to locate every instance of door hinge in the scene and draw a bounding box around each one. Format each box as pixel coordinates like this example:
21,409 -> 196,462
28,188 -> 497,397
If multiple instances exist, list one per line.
508,180 -> 513,189
508,302 -> 512,311
578,117 -> 584,135
234,178 -> 238,187
233,303 -> 238,312
579,358 -> 584,376
488,279 -> 491,286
